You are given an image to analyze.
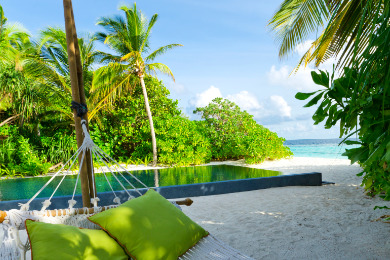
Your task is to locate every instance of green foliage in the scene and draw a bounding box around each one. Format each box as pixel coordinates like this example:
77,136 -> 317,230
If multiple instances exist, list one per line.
93,3 -> 182,166
297,66 -> 390,199
40,130 -> 78,164
155,115 -> 211,166
194,98 -> 292,164
286,1 -> 390,204
269,0 -> 385,71
0,65 -> 42,123
91,77 -> 211,166
0,126 -> 50,176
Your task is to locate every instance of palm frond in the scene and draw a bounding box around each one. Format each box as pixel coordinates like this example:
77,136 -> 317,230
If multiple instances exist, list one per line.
91,62 -> 133,104
268,0 -> 330,58
140,14 -> 158,53
146,63 -> 175,81
146,44 -> 183,62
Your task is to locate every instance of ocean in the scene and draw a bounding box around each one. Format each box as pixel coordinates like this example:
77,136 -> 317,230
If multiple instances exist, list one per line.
285,139 -> 359,159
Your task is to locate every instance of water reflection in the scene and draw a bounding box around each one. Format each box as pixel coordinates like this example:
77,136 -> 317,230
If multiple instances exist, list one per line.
0,165 -> 281,201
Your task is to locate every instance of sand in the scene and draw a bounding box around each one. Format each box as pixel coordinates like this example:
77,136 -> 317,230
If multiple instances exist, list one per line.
21,157 -> 390,259
180,157 -> 390,259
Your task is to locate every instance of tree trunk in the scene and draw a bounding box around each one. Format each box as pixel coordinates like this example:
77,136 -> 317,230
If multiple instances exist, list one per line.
69,0 -> 96,199
63,0 -> 91,207
153,169 -> 159,187
139,75 -> 157,166
0,114 -> 20,127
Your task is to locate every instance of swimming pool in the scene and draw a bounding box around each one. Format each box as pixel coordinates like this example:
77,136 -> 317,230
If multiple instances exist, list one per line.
0,165 -> 281,201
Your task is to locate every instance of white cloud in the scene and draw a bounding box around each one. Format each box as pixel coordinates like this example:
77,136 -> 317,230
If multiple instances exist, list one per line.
267,57 -> 336,92
267,65 -> 316,92
227,91 -> 262,112
270,95 -> 291,117
267,39 -> 339,92
189,85 -> 222,108
295,40 -> 314,56
189,86 -> 293,124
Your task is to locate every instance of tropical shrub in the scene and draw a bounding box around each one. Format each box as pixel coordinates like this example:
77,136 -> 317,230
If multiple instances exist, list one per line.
296,67 -> 390,200
294,1 -> 390,201
155,115 -> 211,166
194,98 -> 292,163
40,130 -> 78,165
0,126 -> 50,176
92,77 -> 211,166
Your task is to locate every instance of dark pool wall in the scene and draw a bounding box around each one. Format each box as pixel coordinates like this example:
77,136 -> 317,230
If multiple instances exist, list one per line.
0,172 -> 322,211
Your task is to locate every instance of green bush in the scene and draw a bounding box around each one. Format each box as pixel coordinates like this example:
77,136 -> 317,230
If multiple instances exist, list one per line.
91,77 -> 212,166
194,98 -> 292,163
40,130 -> 78,164
155,115 -> 211,166
297,68 -> 390,200
0,126 -> 50,176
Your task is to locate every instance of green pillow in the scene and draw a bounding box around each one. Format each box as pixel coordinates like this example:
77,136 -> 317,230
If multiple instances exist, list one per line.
25,219 -> 128,260
88,189 -> 209,260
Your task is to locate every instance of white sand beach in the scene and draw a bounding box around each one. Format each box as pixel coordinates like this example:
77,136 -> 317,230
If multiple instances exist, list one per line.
181,157 -> 390,259
21,157 -> 390,259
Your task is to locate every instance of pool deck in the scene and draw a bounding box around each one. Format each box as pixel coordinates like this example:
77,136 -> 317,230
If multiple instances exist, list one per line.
0,172 -> 321,211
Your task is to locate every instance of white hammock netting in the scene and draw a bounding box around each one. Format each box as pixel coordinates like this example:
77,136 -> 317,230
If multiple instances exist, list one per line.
0,120 -> 253,259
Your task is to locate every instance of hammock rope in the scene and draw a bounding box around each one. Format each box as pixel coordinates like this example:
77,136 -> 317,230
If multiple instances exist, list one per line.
18,119 -> 150,213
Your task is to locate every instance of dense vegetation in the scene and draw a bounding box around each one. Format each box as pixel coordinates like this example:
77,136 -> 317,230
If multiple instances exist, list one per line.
270,0 -> 390,200
0,4 -> 291,177
194,98 -> 292,164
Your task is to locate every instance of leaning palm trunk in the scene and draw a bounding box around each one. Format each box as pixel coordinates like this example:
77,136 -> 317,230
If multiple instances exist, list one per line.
139,74 -> 157,166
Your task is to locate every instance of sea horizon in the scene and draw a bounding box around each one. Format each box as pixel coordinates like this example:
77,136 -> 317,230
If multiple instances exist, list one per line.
284,138 -> 358,159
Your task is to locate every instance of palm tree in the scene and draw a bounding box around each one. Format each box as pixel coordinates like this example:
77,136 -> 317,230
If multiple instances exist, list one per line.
0,4 -> 45,127
1,26 -> 102,130
268,0 -> 385,71
38,27 -> 102,123
0,5 -> 31,67
92,3 -> 182,166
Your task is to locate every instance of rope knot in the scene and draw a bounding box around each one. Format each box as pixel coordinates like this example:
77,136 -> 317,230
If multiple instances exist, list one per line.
71,101 -> 88,118
41,200 -> 52,211
91,197 -> 100,208
113,197 -> 121,205
18,203 -> 29,212
68,199 -> 77,209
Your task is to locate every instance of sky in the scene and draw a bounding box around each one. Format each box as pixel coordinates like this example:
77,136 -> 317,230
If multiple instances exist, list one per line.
1,0 -> 340,140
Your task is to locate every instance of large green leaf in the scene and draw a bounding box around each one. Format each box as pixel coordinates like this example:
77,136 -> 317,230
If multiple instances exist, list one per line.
311,70 -> 329,87
295,90 -> 319,100
343,146 -> 369,164
304,92 -> 324,107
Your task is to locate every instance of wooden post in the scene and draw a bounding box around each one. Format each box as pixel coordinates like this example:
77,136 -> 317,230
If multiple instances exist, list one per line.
69,1 -> 96,198
63,0 -> 91,207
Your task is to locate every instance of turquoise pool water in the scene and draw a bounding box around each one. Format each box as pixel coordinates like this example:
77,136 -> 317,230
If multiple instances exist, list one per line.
0,165 -> 281,201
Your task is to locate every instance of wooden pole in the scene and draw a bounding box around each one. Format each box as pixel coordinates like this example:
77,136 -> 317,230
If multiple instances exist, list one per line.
63,0 -> 91,207
69,1 -> 96,198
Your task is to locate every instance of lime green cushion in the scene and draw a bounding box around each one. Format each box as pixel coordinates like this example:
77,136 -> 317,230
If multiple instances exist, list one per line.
25,220 -> 128,260
88,189 -> 209,260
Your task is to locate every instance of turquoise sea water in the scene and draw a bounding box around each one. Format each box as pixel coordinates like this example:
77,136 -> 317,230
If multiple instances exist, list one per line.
286,143 -> 359,159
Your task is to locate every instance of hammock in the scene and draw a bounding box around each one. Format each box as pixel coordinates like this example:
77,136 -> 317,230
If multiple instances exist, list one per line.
0,120 -> 253,260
